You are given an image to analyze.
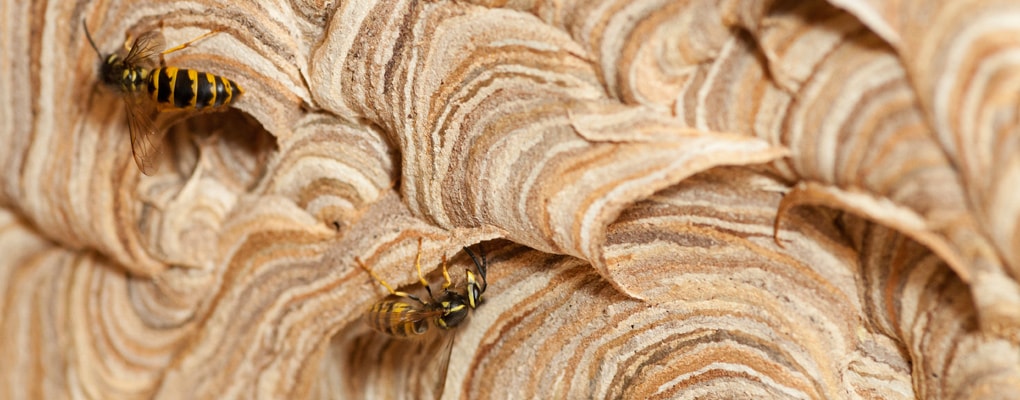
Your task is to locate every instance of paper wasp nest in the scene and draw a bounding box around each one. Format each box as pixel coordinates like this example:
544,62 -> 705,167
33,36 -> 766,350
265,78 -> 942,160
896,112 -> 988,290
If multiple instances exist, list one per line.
2,0 -> 1019,398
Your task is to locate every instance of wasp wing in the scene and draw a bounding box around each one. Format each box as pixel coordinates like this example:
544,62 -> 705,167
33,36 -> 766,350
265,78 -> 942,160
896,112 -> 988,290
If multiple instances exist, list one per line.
124,30 -> 165,68
386,304 -> 445,327
124,90 -> 165,175
430,333 -> 456,400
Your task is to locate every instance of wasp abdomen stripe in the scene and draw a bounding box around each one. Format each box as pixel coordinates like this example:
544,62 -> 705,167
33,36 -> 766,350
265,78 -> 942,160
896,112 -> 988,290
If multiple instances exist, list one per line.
153,67 -> 175,104
195,72 -> 216,109
369,302 -> 427,337
219,77 -> 241,107
213,77 -> 227,107
173,69 -> 196,108
149,67 -> 240,110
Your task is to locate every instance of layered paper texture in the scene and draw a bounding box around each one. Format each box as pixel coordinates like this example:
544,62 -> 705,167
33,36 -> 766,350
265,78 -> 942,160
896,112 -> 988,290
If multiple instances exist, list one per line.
1,0 -> 1018,398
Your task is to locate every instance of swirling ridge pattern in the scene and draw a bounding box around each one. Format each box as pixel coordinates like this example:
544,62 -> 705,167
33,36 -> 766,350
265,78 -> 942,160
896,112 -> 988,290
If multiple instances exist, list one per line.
0,0 -> 1016,398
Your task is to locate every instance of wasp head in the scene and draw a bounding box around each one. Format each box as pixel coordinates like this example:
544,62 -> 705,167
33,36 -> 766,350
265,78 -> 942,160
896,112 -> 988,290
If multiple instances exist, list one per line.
99,54 -> 131,87
82,20 -> 132,88
435,292 -> 470,330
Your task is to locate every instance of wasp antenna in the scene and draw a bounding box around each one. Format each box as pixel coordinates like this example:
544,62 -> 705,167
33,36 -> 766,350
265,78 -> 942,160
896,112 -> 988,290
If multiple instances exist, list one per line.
463,245 -> 488,291
81,19 -> 104,59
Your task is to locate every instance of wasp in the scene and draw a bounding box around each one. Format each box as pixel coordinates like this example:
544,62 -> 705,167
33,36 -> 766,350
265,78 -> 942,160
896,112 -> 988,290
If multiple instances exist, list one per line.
356,238 -> 489,338
82,20 -> 243,175
355,239 -> 489,397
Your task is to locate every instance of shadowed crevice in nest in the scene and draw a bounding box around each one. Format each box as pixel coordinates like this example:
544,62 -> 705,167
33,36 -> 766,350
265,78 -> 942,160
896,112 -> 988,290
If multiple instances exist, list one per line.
163,109 -> 278,189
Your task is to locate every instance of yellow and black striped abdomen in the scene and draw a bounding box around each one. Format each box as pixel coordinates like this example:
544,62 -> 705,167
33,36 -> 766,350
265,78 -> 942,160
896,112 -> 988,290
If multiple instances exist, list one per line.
147,67 -> 242,111
368,301 -> 430,337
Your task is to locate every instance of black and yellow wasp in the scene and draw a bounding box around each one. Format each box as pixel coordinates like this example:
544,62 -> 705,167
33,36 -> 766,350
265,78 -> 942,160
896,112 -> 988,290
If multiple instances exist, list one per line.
355,239 -> 489,396
83,20 -> 243,175
356,238 -> 489,338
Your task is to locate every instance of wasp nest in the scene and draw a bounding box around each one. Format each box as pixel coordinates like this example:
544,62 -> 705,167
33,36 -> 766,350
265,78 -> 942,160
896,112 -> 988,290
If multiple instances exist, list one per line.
2,0 -> 1019,398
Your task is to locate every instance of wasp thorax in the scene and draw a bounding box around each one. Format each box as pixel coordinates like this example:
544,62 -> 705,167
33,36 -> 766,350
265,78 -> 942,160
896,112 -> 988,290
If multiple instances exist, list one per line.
437,294 -> 470,330
99,54 -> 146,91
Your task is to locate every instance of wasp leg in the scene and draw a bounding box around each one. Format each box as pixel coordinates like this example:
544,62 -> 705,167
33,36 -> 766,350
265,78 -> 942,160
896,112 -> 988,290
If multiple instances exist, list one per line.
413,238 -> 439,301
159,30 -> 219,64
162,30 -> 218,55
440,254 -> 453,291
356,257 -> 426,305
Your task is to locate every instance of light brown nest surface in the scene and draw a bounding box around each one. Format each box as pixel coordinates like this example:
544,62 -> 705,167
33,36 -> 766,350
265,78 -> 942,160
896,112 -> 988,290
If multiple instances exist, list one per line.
1,0 -> 1019,398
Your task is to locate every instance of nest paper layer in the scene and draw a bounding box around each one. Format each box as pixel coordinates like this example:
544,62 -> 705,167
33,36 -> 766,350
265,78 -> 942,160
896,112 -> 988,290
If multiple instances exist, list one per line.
1,0 -> 1018,398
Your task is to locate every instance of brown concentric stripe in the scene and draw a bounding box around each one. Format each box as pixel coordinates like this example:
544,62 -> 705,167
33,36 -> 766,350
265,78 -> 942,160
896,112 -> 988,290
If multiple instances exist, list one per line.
589,170 -> 906,398
3,0 -> 1018,398
852,218 -> 1020,397
260,114 -> 396,227
814,0 -> 1020,280
472,0 -> 1017,337
338,4 -> 785,289
329,321 -> 456,400
341,236 -> 912,398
